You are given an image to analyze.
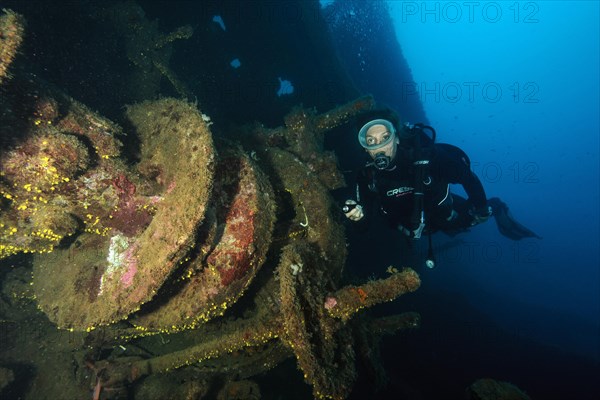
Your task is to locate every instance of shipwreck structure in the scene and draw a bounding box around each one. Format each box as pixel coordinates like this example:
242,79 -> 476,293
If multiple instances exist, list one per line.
0,8 -> 422,400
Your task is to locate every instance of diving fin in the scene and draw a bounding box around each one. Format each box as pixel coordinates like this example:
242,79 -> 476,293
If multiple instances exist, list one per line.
488,197 -> 542,240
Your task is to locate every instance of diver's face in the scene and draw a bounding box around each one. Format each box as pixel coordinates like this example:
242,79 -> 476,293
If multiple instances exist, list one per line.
364,124 -> 398,160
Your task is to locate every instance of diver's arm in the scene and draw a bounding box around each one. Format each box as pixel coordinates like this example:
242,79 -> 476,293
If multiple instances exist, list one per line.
435,144 -> 487,209
343,168 -> 374,229
459,170 -> 488,210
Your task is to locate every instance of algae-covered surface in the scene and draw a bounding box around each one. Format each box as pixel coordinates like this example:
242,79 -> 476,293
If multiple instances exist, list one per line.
0,21 -> 419,396
32,98 -> 215,330
132,147 -> 276,331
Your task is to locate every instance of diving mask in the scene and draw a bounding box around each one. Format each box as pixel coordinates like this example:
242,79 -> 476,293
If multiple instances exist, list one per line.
358,119 -> 396,150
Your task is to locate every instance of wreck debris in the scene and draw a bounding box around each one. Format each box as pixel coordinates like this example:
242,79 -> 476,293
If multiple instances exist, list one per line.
96,1 -> 194,100
278,241 -> 356,399
0,9 -> 25,84
325,268 -> 421,322
0,14 -> 421,396
466,378 -> 533,400
32,98 -> 215,330
250,95 -> 375,191
0,84 -> 419,398
262,147 -> 347,271
0,91 -> 132,260
1,80 -> 417,397
132,146 -> 276,331
89,240 -> 420,400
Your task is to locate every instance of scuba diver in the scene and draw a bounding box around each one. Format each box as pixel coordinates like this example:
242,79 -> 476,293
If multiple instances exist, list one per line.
343,109 -> 540,267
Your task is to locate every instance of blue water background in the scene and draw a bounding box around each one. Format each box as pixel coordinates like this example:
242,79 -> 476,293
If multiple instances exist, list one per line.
386,0 -> 599,361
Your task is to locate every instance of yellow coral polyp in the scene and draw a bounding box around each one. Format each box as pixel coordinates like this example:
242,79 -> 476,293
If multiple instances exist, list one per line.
30,228 -> 62,242
0,241 -> 55,259
83,213 -> 109,235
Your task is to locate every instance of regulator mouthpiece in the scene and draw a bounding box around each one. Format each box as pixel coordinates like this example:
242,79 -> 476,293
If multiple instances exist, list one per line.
373,153 -> 391,170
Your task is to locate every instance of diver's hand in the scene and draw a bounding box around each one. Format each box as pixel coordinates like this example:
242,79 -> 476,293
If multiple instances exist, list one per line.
469,205 -> 492,226
343,200 -> 364,222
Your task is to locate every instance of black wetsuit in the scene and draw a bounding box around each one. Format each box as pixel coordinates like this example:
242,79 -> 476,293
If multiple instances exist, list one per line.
355,143 -> 488,236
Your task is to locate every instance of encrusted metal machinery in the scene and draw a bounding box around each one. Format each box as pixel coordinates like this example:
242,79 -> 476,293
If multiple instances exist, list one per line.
1,9 -> 421,400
